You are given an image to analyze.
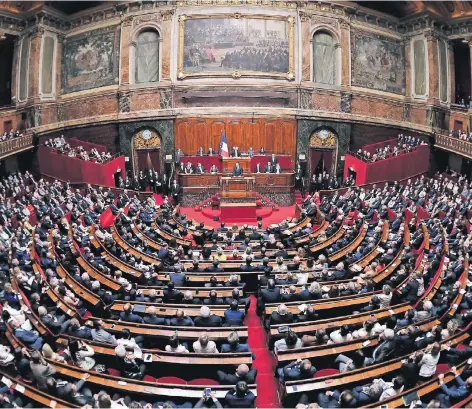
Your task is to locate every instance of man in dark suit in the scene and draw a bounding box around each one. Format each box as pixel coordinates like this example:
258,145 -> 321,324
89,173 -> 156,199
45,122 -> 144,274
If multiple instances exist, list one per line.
119,303 -> 143,323
233,163 -> 243,177
163,282 -> 184,303
399,272 -> 421,303
269,153 -> 278,167
257,279 -> 280,315
365,328 -> 396,364
37,306 -> 71,334
170,179 -> 181,202
224,300 -> 245,326
231,146 -> 241,157
269,304 -> 294,326
224,382 -> 256,408
194,306 -> 223,327
143,306 -> 167,325
221,331 -> 251,353
197,146 -> 204,156
56,373 -> 94,406
195,163 -> 205,174
217,364 -> 257,384
174,148 -> 183,164
168,309 -> 194,326
264,161 -> 273,173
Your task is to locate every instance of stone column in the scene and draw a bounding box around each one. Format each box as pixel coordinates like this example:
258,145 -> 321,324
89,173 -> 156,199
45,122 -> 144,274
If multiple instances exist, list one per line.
10,36 -> 21,105
425,28 -> 439,105
338,18 -> 350,88
448,40 -> 455,104
28,26 -> 44,103
55,34 -> 64,98
299,11 -> 311,82
120,15 -> 134,85
403,35 -> 412,97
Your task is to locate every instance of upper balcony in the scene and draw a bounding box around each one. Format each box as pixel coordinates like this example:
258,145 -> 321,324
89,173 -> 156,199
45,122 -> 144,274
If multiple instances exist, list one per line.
435,133 -> 472,159
0,133 -> 34,160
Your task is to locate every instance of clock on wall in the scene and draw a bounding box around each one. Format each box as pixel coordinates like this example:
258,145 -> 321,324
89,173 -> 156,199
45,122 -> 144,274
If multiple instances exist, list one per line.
319,129 -> 329,140
142,129 -> 152,140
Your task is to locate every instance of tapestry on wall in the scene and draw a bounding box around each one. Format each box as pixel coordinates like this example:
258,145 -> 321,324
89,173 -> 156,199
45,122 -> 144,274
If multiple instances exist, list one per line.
350,29 -> 405,95
61,26 -> 120,93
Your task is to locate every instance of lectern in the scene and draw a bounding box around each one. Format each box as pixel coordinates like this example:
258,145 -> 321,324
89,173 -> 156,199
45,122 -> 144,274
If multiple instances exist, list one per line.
222,157 -> 251,173
220,176 -> 255,198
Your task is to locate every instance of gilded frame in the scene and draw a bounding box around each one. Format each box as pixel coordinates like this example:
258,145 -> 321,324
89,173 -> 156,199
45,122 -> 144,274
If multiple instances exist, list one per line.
177,13 -> 295,81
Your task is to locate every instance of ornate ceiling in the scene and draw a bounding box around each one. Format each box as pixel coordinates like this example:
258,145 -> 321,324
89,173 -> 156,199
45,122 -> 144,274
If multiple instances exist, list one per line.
1,1 -> 472,23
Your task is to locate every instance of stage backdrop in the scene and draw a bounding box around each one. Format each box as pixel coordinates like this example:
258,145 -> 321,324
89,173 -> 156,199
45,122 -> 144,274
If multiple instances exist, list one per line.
61,26 -> 120,94
350,28 -> 405,95
178,13 -> 295,80
175,117 -> 296,159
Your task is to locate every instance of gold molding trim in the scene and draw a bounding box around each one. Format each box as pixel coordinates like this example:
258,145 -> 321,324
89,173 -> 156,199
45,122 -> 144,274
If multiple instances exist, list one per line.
177,13 -> 295,81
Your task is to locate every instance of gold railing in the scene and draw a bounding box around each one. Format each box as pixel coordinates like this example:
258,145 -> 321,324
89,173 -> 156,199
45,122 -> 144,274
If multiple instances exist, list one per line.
435,133 -> 472,159
0,133 -> 34,159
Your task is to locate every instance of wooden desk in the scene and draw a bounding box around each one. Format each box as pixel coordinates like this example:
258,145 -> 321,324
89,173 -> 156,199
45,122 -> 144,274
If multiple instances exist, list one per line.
222,157 -> 251,173
220,176 -> 255,198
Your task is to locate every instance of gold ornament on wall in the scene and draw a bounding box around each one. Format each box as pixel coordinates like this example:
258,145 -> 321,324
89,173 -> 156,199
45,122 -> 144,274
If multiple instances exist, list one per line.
133,129 -> 161,149
310,129 -> 337,148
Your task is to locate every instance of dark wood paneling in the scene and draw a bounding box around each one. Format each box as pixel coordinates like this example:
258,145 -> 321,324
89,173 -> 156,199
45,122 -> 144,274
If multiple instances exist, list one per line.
175,118 -> 296,160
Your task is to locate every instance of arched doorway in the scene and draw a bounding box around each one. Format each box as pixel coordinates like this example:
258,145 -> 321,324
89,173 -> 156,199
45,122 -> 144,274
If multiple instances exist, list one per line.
309,128 -> 338,178
132,128 -> 162,175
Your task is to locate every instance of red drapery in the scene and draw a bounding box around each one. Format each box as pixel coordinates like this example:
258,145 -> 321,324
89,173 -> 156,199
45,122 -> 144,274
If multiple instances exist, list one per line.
136,149 -> 161,173
309,149 -> 334,175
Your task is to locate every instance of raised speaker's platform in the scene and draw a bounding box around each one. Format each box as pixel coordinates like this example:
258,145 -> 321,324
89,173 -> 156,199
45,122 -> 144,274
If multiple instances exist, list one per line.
220,201 -> 257,221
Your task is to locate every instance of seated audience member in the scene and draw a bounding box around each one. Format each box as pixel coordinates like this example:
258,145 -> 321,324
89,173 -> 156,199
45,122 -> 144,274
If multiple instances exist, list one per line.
221,331 -> 251,353
217,364 -> 257,384
194,306 -> 223,327
193,333 -> 219,354
277,359 -> 317,383
224,381 -> 256,408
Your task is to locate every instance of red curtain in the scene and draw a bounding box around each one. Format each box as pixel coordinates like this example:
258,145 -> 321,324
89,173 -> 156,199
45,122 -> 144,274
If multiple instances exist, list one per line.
310,149 -> 334,176
137,149 -> 161,173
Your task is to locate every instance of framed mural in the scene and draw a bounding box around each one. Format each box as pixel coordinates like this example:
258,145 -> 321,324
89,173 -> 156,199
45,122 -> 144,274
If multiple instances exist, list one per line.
177,13 -> 295,80
350,29 -> 405,95
61,26 -> 120,94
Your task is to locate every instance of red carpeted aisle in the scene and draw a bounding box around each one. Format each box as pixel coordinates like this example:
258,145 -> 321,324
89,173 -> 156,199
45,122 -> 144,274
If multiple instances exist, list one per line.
246,295 -> 280,408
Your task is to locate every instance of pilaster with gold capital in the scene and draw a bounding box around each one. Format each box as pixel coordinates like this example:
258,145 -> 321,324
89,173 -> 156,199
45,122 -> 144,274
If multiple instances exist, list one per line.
120,16 -> 134,85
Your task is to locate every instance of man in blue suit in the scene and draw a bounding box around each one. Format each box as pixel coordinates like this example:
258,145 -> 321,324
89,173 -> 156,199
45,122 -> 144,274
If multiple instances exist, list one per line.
119,303 -> 143,323
224,300 -> 245,326
233,162 -> 243,177
221,331 -> 251,353
11,319 -> 43,350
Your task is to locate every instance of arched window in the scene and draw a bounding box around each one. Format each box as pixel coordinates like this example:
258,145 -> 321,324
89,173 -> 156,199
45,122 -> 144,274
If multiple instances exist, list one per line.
312,31 -> 336,85
135,30 -> 159,84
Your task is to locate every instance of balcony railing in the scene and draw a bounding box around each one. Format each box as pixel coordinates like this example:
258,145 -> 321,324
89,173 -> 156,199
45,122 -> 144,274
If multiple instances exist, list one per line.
435,133 -> 472,159
0,134 -> 34,159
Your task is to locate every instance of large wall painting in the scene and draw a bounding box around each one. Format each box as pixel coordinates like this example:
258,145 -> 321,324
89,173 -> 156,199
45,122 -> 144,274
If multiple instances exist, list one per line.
178,13 -> 295,80
61,26 -> 120,94
351,29 -> 405,95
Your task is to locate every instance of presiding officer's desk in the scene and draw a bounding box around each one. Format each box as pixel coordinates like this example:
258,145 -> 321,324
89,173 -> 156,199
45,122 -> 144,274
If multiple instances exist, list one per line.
179,173 -> 294,193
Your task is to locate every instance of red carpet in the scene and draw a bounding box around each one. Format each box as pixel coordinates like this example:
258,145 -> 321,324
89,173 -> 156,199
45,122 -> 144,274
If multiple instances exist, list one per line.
246,295 -> 280,408
180,205 -> 297,228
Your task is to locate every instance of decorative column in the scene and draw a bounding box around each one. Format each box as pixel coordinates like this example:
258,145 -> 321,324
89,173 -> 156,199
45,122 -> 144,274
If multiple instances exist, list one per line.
28,25 -> 44,103
447,40 -> 455,104
425,27 -> 439,105
120,15 -> 134,85
403,35 -> 412,97
338,18 -> 350,88
10,36 -> 21,105
299,11 -> 311,82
